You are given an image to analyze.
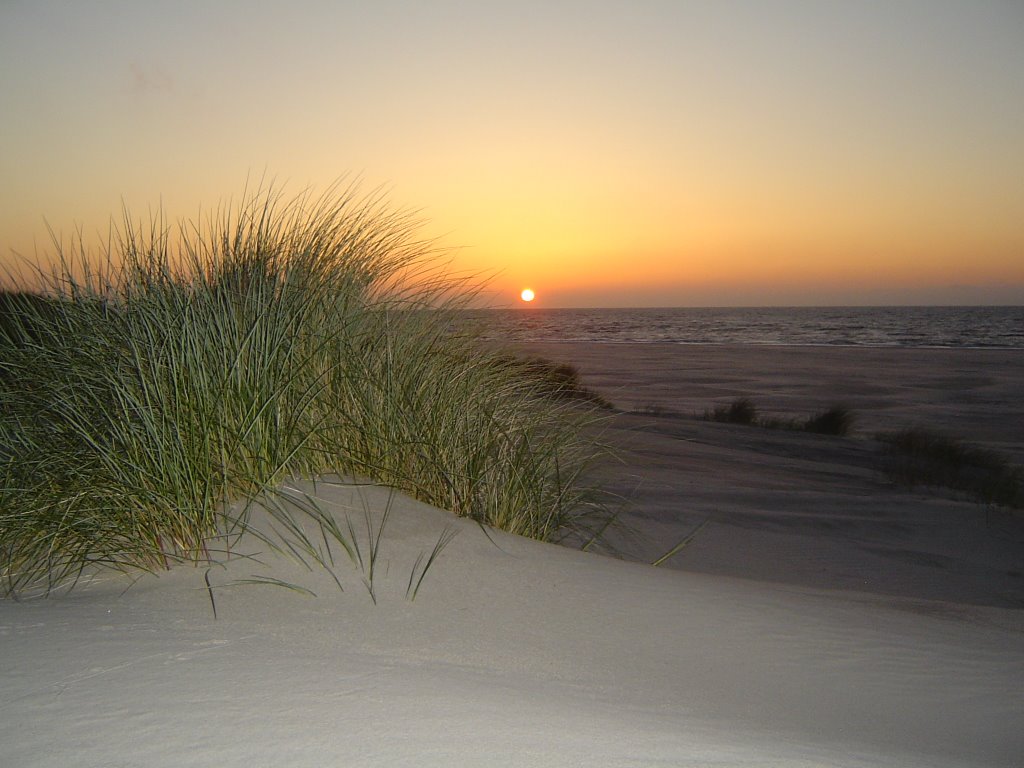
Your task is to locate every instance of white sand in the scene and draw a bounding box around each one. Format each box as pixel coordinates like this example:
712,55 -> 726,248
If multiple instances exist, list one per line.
3,345 -> 1023,767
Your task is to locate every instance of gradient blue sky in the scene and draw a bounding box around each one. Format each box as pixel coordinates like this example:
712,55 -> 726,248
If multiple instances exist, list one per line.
2,0 -> 1022,306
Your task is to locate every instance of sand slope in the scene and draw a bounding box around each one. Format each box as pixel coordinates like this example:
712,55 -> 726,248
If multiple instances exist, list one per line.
3,480 -> 1022,767
523,343 -> 1024,609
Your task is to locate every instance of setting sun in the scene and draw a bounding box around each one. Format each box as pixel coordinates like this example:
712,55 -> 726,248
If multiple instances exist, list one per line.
520,288 -> 535,302
2,4 -> 1022,307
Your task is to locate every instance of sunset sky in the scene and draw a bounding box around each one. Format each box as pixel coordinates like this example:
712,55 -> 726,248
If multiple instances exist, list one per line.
2,1 -> 1022,307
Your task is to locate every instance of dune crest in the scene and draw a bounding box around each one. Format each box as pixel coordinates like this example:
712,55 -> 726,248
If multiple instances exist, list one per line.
3,480 -> 1021,767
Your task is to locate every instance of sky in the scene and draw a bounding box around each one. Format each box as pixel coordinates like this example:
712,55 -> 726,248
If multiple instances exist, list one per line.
1,0 -> 1022,307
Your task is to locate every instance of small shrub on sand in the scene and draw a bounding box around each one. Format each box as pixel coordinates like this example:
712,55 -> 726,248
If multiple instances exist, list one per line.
0,183 -> 611,596
803,405 -> 855,436
494,356 -> 613,409
709,397 -> 758,425
705,398 -> 854,437
878,428 -> 1022,508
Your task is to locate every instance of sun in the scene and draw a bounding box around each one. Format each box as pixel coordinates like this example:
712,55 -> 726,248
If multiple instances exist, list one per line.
520,288 -> 536,302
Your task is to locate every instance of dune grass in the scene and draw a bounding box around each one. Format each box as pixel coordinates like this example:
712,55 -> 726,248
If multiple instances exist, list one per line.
877,427 -> 1022,508
709,397 -> 758,425
0,183 -> 611,597
798,405 -> 855,436
705,398 -> 854,436
492,356 -> 613,409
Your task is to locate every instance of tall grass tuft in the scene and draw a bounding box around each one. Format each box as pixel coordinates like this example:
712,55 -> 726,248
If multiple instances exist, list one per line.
709,397 -> 758,425
492,356 -> 613,409
705,398 -> 854,436
877,427 -> 1022,508
0,182 -> 610,597
803,405 -> 855,436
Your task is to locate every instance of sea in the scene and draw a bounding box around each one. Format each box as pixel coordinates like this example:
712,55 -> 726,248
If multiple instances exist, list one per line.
471,306 -> 1024,349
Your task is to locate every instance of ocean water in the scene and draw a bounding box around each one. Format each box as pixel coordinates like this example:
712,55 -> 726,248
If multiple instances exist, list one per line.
471,306 -> 1024,349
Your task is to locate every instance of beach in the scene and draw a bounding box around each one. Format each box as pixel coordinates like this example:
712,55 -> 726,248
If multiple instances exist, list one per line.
3,343 -> 1022,767
521,342 -> 1024,608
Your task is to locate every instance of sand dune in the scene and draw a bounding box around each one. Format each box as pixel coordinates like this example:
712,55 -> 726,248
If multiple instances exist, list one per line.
524,342 -> 1024,609
3,344 -> 1023,766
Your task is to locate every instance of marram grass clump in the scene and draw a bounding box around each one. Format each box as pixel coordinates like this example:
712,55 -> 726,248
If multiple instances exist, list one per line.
706,398 -> 854,436
709,397 -> 758,425
877,427 -> 1022,508
0,184 -> 610,597
492,355 -> 614,409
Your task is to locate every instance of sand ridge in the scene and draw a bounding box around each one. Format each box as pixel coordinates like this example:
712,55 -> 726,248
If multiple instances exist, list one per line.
3,479 -> 1022,767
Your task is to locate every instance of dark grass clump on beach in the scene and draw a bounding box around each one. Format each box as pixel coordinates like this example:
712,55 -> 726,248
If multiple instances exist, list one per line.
706,398 -> 854,436
709,397 -> 758,425
0,182 -> 612,597
802,405 -> 855,436
496,356 -> 614,409
877,427 -> 1023,508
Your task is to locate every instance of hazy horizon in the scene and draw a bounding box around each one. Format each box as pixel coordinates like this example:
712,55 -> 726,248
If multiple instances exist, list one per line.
477,300 -> 1024,310
2,1 -> 1022,308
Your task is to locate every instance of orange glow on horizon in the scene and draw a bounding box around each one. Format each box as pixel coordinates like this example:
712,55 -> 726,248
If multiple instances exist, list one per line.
2,4 -> 1023,307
